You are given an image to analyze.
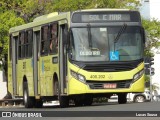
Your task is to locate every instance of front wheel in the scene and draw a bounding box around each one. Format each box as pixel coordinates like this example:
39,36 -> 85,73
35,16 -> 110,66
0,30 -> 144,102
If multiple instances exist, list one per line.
55,81 -> 69,108
59,96 -> 69,108
83,96 -> 93,106
118,93 -> 127,104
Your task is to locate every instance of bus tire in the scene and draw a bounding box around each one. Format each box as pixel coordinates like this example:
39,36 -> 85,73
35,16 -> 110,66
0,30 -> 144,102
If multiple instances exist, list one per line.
74,98 -> 83,106
23,82 -> 34,108
83,96 -> 93,106
35,99 -> 43,108
59,96 -> 69,108
56,80 -> 69,108
118,93 -> 127,104
54,80 -> 59,96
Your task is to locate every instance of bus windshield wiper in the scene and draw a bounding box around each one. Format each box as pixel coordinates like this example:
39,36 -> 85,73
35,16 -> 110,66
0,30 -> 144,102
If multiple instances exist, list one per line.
87,24 -> 92,48
114,23 -> 127,43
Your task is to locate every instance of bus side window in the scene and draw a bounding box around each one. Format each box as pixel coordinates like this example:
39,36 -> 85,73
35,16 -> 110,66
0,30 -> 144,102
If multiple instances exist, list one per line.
25,31 -> 28,58
50,23 -> 58,54
26,30 -> 33,58
19,32 -> 25,59
41,26 -> 49,55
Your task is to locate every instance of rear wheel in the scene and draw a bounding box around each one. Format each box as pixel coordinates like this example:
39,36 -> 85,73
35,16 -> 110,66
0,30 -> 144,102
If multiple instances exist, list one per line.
118,93 -> 127,104
134,95 -> 145,103
23,82 -> 34,108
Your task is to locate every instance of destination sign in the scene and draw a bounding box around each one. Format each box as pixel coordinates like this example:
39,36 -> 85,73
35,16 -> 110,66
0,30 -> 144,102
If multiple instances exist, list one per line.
72,11 -> 140,23
81,14 -> 130,22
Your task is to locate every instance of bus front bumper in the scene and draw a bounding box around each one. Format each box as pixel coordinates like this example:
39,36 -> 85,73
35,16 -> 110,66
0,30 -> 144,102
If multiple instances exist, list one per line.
68,75 -> 145,95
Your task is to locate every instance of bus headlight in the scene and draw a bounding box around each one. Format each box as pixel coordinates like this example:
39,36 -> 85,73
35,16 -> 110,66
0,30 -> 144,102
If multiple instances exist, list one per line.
133,69 -> 144,82
70,70 -> 86,83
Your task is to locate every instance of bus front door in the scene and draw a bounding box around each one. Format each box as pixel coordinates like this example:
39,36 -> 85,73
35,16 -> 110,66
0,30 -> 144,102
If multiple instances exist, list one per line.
59,23 -> 68,95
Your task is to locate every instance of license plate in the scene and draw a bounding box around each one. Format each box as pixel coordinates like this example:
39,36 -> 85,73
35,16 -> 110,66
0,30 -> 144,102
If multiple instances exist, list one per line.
104,83 -> 117,88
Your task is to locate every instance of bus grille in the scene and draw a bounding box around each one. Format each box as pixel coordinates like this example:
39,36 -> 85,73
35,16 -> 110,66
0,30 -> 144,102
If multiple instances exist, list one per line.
84,64 -> 135,72
87,80 -> 132,89
83,64 -> 135,72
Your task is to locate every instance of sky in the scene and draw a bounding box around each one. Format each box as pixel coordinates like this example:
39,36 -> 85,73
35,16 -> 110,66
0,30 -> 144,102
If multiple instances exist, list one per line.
140,0 -> 160,20
150,0 -> 160,20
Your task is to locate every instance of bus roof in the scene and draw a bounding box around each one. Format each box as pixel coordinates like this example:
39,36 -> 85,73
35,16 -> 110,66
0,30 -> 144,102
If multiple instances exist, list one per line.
9,12 -> 69,34
80,8 -> 131,12
33,12 -> 59,22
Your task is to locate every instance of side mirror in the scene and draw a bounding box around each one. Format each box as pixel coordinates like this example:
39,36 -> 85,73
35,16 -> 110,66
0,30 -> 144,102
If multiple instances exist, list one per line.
141,27 -> 145,43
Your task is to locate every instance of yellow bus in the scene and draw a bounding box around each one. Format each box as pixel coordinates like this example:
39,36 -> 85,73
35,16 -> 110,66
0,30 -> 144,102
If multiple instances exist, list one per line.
8,9 -> 145,108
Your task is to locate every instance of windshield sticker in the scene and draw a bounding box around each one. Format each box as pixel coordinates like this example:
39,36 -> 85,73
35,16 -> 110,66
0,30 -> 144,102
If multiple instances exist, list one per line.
110,51 -> 119,61
80,50 -> 100,56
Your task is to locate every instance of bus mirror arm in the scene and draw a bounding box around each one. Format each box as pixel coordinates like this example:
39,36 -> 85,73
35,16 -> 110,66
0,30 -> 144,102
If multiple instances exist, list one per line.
142,27 -> 146,44
63,24 -> 69,45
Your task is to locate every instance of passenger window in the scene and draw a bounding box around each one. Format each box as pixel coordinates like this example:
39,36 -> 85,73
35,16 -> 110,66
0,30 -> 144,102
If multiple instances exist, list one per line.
50,23 -> 58,54
26,30 -> 33,58
41,26 -> 49,55
19,32 -> 25,59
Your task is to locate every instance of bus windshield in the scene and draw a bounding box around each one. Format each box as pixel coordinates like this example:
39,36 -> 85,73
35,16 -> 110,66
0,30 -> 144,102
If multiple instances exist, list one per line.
70,26 -> 143,62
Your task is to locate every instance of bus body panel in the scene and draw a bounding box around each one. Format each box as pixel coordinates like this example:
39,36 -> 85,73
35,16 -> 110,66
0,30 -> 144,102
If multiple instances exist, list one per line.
39,55 -> 59,96
68,61 -> 144,95
68,76 -> 144,95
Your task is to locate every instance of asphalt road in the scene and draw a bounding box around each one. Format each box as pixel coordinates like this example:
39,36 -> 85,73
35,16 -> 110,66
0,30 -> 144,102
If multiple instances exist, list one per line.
1,101 -> 159,111
0,101 -> 160,120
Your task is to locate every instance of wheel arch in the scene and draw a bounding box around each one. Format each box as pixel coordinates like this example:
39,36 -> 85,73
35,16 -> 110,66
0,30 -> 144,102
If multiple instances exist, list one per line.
23,75 -> 28,91
53,72 -> 58,82
53,72 -> 59,96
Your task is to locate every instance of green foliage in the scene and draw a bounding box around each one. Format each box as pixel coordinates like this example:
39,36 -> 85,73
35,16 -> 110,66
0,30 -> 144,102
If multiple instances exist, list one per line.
0,11 -> 24,59
142,19 -> 160,56
51,0 -> 140,12
145,75 -> 150,82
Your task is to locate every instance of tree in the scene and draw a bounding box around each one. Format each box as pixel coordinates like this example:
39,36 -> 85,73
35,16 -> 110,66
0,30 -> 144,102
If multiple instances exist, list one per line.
142,19 -> 160,56
51,0 -> 141,12
0,0 -> 56,22
0,11 -> 24,59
